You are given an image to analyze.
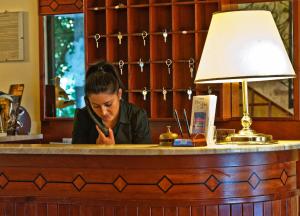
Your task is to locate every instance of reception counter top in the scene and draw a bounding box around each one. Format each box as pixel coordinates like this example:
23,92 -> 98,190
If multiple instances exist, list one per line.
0,140 -> 299,155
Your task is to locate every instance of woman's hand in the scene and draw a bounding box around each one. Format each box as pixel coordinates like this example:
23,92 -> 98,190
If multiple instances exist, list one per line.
96,126 -> 115,145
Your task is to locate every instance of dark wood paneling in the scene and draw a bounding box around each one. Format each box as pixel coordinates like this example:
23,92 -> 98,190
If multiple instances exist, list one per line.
254,202 -> 263,216
0,200 -> 298,216
15,203 -> 25,216
243,203 -> 254,216
219,205 -> 230,216
41,119 -> 74,143
37,203 -> 47,215
206,205 -> 218,216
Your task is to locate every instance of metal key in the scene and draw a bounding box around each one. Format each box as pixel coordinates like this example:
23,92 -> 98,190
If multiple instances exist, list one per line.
165,59 -> 172,75
162,87 -> 167,101
94,33 -> 101,48
208,86 -> 213,95
188,58 -> 195,78
187,88 -> 193,100
117,32 -> 123,45
119,60 -> 124,75
139,58 -> 144,72
163,29 -> 168,43
141,31 -> 148,47
142,87 -> 148,101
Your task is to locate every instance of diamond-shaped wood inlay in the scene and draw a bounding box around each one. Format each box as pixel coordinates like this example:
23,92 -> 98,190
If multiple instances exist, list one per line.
0,173 -> 9,189
157,176 -> 173,193
204,175 -> 221,192
75,0 -> 83,9
280,170 -> 288,185
72,175 -> 86,191
113,176 -> 128,192
34,175 -> 47,190
248,172 -> 261,189
50,0 -> 58,10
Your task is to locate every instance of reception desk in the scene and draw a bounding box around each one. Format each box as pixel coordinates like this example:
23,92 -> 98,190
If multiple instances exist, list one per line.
0,141 -> 299,216
0,134 -> 43,144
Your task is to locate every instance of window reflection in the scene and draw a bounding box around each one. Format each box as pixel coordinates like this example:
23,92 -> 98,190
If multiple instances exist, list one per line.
44,13 -> 85,118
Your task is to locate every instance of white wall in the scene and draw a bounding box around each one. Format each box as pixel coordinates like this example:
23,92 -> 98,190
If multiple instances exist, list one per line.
0,0 -> 40,133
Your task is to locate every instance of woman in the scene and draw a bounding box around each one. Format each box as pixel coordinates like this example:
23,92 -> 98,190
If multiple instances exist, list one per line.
72,61 -> 151,144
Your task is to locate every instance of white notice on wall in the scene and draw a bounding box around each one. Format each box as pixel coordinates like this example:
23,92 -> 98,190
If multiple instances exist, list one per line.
0,11 -> 24,62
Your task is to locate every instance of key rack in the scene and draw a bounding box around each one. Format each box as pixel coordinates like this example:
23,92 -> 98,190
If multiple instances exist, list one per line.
84,0 -> 221,120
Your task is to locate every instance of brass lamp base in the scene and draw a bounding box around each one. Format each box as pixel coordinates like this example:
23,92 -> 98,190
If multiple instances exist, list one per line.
217,80 -> 276,145
221,128 -> 274,145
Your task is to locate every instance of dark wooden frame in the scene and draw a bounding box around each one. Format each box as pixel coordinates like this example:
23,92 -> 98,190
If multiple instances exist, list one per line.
38,0 -> 83,142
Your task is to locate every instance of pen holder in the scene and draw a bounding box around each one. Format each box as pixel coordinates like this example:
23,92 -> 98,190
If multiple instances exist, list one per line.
172,133 -> 206,147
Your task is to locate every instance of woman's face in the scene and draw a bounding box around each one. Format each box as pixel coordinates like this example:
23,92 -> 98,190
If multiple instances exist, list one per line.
88,89 -> 122,123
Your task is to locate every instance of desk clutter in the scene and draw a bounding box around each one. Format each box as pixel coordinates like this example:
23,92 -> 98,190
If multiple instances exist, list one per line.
159,125 -> 206,147
159,93 -> 217,147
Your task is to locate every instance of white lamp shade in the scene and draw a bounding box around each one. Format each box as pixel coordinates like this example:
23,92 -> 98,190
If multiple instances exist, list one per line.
195,10 -> 296,84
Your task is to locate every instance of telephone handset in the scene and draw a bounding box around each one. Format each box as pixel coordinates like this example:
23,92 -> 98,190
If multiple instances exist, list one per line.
84,97 -> 109,137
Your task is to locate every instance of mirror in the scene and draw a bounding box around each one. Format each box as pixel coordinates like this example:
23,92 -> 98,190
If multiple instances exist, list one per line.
231,0 -> 294,118
43,13 -> 85,118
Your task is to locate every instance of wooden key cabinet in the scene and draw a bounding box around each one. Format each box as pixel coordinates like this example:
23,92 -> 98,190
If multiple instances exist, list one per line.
83,0 -> 223,121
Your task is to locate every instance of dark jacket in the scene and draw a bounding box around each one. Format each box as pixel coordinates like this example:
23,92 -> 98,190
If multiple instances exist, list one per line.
72,100 -> 152,144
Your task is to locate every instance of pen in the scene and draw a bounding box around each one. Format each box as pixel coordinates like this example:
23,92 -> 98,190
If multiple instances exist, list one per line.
174,109 -> 183,137
183,108 -> 191,137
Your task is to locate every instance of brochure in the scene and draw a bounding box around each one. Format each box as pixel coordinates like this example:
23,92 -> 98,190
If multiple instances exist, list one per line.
190,95 -> 217,145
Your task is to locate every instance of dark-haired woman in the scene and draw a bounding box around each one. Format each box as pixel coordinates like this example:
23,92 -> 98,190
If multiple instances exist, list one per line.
72,61 -> 151,144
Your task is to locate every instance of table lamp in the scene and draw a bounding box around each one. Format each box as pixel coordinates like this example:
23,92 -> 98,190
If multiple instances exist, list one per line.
195,10 -> 296,144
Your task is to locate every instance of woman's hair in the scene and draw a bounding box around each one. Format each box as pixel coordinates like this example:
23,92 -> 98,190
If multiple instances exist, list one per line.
85,61 -> 124,96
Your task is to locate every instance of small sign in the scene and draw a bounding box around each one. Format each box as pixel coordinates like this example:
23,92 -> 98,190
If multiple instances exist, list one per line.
0,11 -> 24,62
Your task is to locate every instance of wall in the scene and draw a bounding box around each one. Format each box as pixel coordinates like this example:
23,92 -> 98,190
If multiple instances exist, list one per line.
0,0 -> 40,133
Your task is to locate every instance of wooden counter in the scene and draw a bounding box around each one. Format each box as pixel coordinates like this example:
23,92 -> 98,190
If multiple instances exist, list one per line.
0,134 -> 43,144
0,142 -> 299,215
